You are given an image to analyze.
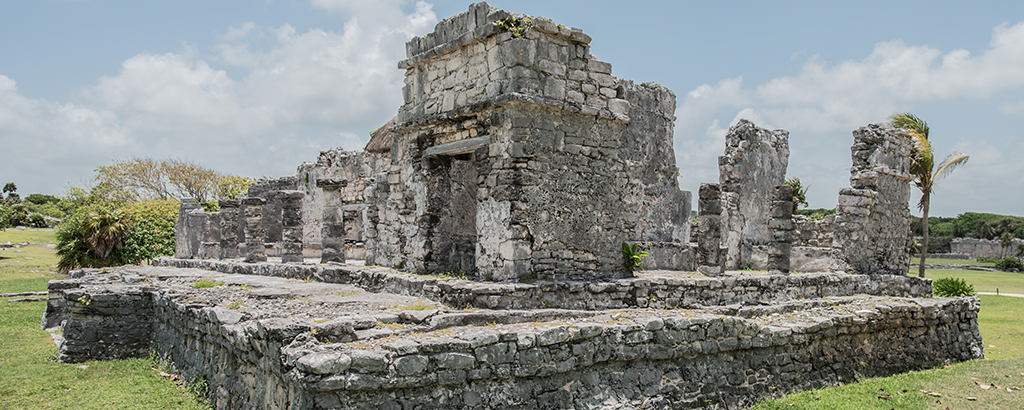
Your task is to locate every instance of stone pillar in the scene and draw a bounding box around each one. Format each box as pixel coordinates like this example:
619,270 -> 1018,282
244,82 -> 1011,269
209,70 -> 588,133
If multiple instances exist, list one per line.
316,179 -> 348,264
832,123 -> 913,275
174,199 -> 202,258
696,183 -> 725,276
197,212 -> 221,260
218,200 -> 240,259
241,197 -> 267,263
768,185 -> 794,274
278,190 -> 305,263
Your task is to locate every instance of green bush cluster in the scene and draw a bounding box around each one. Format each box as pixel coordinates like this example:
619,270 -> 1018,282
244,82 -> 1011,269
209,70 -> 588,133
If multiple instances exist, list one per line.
994,257 -> 1024,273
56,199 -> 178,271
795,208 -> 835,221
932,277 -> 976,297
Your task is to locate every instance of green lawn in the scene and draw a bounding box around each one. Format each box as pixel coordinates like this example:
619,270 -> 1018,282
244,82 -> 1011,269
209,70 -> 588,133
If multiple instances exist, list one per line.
917,257 -> 997,267
754,267 -> 1024,409
0,228 -> 210,410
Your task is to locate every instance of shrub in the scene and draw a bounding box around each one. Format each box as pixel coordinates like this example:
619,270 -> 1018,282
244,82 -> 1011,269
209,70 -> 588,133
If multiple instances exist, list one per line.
28,213 -> 47,228
622,242 -> 648,272
995,257 -> 1024,272
56,199 -> 178,271
933,277 -> 976,297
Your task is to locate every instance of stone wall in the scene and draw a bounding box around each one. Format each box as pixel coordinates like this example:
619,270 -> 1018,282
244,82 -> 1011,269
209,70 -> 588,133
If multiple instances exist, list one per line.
367,3 -> 688,281
719,120 -> 790,270
793,215 -> 834,248
951,237 -> 1024,259
832,123 -> 914,275
45,265 -> 982,410
155,258 -> 933,311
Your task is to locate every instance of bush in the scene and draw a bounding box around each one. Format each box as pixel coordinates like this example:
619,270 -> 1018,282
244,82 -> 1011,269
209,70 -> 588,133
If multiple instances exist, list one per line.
995,257 -> 1024,272
977,256 -> 1000,263
933,277 -> 976,297
28,213 -> 47,228
56,199 -> 179,271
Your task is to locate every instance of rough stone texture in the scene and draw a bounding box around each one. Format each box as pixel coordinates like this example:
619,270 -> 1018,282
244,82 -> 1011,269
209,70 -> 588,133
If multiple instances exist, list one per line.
365,4 -> 689,282
242,197 -> 268,263
832,123 -> 913,275
719,120 -> 790,270
278,190 -> 305,263
951,237 -> 1024,259
793,214 -> 834,248
218,200 -> 241,259
696,183 -> 724,275
317,179 -> 348,264
174,200 -> 203,258
45,263 -> 982,410
767,186 -> 794,274
297,149 -> 389,256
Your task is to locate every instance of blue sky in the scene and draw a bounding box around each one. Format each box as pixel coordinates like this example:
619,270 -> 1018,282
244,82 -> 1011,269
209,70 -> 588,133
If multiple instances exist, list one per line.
1,1 -> 1023,217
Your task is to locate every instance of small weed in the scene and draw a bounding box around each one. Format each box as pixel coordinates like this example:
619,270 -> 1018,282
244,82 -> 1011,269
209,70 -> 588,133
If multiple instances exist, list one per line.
335,290 -> 360,297
192,279 -> 223,289
224,300 -> 244,310
377,321 -> 407,330
76,295 -> 91,306
391,302 -> 437,311
622,242 -> 648,272
518,273 -> 553,284
494,17 -> 532,38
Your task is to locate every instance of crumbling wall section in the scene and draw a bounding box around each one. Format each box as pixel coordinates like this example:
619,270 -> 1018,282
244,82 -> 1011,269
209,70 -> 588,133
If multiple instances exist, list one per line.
719,120 -> 790,270
618,80 -> 690,243
832,123 -> 913,275
951,237 -> 1024,259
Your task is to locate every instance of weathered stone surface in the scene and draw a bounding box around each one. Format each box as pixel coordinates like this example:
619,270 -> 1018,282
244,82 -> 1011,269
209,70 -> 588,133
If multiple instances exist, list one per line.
719,120 -> 790,270
832,123 -> 913,275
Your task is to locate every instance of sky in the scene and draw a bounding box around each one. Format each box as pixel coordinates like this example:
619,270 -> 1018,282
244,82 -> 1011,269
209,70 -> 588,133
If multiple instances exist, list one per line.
1,0 -> 1023,217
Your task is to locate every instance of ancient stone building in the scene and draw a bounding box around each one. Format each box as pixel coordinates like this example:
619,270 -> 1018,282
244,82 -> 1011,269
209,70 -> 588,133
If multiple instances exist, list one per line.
364,3 -> 689,281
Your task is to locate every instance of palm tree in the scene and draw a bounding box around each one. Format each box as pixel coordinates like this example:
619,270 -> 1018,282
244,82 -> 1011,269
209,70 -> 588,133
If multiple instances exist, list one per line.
1001,232 -> 1014,258
890,113 -> 970,278
80,208 -> 132,265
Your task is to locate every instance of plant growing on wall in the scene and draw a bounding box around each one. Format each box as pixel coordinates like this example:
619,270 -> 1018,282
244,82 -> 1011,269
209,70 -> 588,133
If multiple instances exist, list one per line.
891,113 -> 970,278
494,17 -> 532,38
784,177 -> 809,214
622,242 -> 648,272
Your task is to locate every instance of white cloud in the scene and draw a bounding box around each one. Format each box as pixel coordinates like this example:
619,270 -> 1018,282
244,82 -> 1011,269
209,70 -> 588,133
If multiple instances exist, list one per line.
0,1 -> 438,194
674,20 -> 1024,211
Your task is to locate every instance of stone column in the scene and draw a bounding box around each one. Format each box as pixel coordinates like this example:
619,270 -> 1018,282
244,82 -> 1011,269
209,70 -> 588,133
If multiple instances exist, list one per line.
696,183 -> 725,276
197,212 -> 221,259
316,179 -> 348,264
174,199 -> 202,258
218,200 -> 240,259
768,185 -> 794,274
278,190 -> 305,263
241,197 -> 267,263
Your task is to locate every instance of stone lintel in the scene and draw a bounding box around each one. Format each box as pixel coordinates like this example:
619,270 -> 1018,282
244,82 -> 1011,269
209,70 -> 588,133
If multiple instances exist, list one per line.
424,135 -> 491,157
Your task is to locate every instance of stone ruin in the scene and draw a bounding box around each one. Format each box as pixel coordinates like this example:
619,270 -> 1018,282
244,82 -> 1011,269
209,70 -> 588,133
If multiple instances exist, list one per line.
44,3 -> 982,409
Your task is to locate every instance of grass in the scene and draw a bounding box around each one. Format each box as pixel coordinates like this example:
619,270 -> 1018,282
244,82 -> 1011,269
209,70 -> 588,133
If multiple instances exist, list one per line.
754,266 -> 1024,409
192,279 -> 223,289
0,228 -> 210,409
915,257 -> 998,267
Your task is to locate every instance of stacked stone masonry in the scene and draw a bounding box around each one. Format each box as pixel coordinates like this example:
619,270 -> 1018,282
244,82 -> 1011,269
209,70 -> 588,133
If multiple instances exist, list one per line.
832,123 -> 914,275
45,264 -> 983,410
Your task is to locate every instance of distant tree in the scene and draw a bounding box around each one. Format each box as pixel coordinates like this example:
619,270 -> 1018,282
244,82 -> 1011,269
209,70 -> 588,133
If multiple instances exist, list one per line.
1001,232 -> 1015,258
94,157 -> 249,203
1017,243 -> 1024,258
890,113 -> 970,278
784,177 -> 809,214
24,193 -> 60,205
2,182 -> 18,204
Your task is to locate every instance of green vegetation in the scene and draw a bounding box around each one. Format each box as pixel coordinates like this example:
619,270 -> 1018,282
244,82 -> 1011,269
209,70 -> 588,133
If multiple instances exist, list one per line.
932,277 -> 975,297
0,229 -> 210,409
192,279 -> 223,289
784,177 -> 809,214
494,17 -> 532,38
994,257 -> 1024,272
891,112 -> 970,278
622,242 -> 648,272
795,208 -> 835,220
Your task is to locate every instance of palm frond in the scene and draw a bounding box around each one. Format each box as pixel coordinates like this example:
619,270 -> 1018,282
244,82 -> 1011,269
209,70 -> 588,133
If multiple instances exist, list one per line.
934,152 -> 969,180
890,112 -> 929,139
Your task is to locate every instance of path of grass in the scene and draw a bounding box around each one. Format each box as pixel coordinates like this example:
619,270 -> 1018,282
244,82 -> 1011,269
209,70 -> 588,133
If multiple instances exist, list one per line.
0,228 -> 210,410
929,268 -> 1024,295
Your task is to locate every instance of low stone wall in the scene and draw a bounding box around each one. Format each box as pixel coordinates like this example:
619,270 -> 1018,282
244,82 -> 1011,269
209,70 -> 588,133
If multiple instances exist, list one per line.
153,258 -> 932,311
951,238 -> 1023,259
44,268 -> 983,410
